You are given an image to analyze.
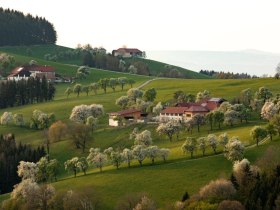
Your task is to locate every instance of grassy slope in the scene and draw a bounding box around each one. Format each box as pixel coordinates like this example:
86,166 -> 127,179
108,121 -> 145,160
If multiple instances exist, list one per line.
0,44 -> 210,79
0,77 -> 279,209
143,78 -> 280,102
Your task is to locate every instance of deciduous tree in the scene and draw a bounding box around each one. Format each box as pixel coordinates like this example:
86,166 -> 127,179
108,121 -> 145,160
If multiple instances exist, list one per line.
182,137 -> 197,158
250,126 -> 267,146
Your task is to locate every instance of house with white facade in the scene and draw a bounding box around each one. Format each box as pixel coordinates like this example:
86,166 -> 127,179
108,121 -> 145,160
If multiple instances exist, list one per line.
112,48 -> 143,58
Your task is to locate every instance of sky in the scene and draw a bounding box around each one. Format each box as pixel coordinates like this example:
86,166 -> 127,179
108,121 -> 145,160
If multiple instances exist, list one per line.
2,0 -> 280,76
2,0 -> 280,53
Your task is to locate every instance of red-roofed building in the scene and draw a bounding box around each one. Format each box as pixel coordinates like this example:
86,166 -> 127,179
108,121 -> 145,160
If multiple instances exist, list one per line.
7,65 -> 55,82
109,109 -> 144,126
7,67 -> 31,81
112,48 -> 143,58
160,98 -> 226,122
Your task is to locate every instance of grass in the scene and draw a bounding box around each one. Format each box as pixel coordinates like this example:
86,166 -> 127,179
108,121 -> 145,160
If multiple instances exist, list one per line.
143,78 -> 280,102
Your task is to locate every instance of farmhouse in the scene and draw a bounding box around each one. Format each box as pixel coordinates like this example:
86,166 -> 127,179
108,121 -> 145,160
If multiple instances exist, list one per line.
160,98 -> 226,122
8,65 -> 55,82
109,109 -> 145,127
112,48 -> 143,58
7,67 -> 31,81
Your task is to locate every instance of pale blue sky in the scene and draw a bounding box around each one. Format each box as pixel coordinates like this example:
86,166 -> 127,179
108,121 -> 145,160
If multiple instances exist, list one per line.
2,0 -> 280,53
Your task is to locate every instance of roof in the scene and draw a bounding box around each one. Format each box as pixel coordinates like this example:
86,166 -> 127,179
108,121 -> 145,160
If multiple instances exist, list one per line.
109,109 -> 142,116
208,98 -> 226,103
8,67 -> 31,77
186,105 -> 209,112
115,48 -> 142,53
161,107 -> 189,114
175,102 -> 201,107
28,65 -> 55,72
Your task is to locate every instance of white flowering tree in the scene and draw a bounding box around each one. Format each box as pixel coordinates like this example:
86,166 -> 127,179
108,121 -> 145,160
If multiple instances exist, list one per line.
13,113 -> 24,127
122,148 -> 134,168
198,179 -> 236,200
156,120 -> 180,141
90,82 -> 99,95
77,157 -> 89,175
118,77 -> 128,90
36,157 -> 49,182
127,88 -> 143,102
133,196 -> 156,210
109,78 -> 118,92
158,148 -> 170,162
86,116 -> 98,133
197,137 -> 207,156
70,104 -> 104,124
192,114 -> 205,132
240,88 -> 253,106
116,95 -> 130,109
233,159 -> 260,188
152,102 -> 163,115
104,148 -> 123,169
0,112 -> 13,125
182,137 -> 197,158
250,126 -> 268,146
261,101 -> 280,121
134,130 -> 153,146
146,146 -> 159,164
218,102 -> 232,113
17,161 -> 38,181
218,133 -> 228,147
224,110 -> 239,126
73,83 -> 82,97
207,134 -> 218,154
64,157 -> 80,177
87,148 -> 107,172
224,136 -> 245,162
255,86 -> 273,103
65,87 -> 73,98
132,145 -> 147,166
11,179 -> 56,209
30,110 -> 55,130
195,90 -> 210,102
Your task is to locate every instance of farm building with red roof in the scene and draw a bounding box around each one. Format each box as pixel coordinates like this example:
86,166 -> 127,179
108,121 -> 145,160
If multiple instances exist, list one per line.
160,98 -> 226,122
8,65 -> 55,82
109,109 -> 145,126
112,48 -> 143,58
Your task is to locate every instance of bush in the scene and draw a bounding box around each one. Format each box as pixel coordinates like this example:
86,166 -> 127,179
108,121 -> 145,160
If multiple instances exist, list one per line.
199,179 -> 236,200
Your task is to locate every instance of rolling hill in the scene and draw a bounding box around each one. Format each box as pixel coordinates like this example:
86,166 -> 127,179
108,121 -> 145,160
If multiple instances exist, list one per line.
0,45 -> 210,79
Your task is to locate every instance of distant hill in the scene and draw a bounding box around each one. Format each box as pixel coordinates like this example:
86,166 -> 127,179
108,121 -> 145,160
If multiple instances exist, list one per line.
0,45 -> 210,79
0,8 -> 57,46
147,50 -> 280,77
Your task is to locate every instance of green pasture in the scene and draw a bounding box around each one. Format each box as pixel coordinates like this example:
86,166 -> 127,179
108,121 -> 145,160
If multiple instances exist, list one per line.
144,78 -> 280,102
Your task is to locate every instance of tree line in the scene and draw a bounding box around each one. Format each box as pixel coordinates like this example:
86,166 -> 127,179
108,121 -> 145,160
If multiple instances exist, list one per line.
0,133 -> 45,194
45,44 -> 151,75
0,76 -> 56,109
199,70 -> 254,79
0,8 -> 57,46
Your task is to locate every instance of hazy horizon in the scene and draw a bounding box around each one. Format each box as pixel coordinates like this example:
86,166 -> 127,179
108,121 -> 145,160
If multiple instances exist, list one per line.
147,50 -> 280,77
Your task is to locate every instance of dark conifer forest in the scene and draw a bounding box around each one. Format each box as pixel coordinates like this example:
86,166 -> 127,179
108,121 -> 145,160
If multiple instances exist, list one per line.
0,134 -> 45,194
0,76 -> 56,109
0,8 -> 57,46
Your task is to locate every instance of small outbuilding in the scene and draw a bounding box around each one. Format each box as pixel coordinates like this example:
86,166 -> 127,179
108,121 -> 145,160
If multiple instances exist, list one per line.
109,109 -> 143,127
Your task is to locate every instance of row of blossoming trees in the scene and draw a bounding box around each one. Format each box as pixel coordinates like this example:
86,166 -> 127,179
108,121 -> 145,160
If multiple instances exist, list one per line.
65,76 -> 136,98
64,129 -> 170,177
